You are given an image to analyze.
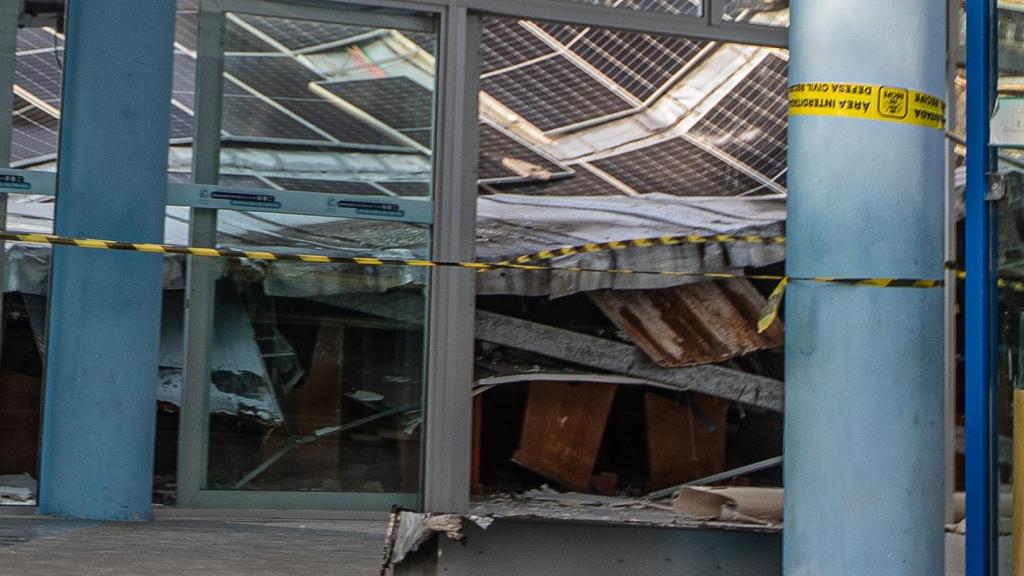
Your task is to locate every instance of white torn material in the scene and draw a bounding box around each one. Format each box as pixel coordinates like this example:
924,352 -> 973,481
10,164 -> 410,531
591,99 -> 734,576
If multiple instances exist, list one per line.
673,486 -> 783,526
384,510 -> 493,568
0,473 -> 37,506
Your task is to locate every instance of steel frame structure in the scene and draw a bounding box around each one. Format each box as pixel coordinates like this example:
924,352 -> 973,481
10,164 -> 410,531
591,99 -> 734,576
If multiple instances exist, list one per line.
0,0 -> 804,515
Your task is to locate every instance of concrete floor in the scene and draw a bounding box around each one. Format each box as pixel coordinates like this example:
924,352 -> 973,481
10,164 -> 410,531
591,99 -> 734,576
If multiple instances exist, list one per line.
0,512 -> 1012,575
0,514 -> 387,576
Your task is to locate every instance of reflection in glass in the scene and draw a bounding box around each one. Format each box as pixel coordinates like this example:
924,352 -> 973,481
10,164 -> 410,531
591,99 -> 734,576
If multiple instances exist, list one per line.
722,0 -> 789,28
214,11 -> 436,199
204,256 -> 428,494
182,7 -> 439,499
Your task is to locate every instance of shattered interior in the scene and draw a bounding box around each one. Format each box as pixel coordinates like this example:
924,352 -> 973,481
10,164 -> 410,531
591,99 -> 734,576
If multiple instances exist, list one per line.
0,0 -> 793,512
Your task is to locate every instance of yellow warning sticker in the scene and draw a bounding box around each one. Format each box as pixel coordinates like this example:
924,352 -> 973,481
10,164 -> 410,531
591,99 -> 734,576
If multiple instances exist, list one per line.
789,82 -> 946,130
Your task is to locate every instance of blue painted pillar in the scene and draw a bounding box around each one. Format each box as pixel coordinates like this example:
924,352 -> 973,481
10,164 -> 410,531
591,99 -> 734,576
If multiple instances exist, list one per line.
964,0 -> 997,573
38,0 -> 176,521
784,1 -> 946,574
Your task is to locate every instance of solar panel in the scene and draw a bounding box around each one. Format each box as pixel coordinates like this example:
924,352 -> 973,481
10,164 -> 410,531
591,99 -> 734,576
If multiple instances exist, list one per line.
536,22 -> 586,46
172,53 -> 197,110
404,31 -> 438,55
10,95 -> 59,165
482,55 -> 634,132
175,12 -> 198,51
547,0 -> 700,17
774,169 -> 787,188
319,77 -> 432,144
400,128 -> 433,147
16,28 -> 59,53
275,98 -> 406,147
489,165 -> 626,196
267,177 -> 388,196
236,14 -> 367,51
220,95 -> 325,141
478,123 -> 569,182
169,106 -> 194,140
591,137 -> 766,196
481,18 -> 556,74
224,55 -> 325,100
567,29 -> 707,101
224,20 -> 277,53
15,51 -> 63,105
688,54 -> 788,178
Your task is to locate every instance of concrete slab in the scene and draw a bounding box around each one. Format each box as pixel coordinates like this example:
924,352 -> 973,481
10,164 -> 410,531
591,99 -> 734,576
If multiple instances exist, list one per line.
0,516 -> 386,575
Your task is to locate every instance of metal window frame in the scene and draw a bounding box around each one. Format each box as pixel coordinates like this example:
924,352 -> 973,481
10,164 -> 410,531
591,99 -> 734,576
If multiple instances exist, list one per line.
0,0 -> 791,515
175,0 -> 443,511
0,1 -> 18,367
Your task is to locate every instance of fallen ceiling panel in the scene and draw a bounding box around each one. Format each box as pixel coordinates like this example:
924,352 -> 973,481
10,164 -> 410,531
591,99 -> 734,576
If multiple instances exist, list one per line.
590,278 -> 783,368
475,309 -> 783,411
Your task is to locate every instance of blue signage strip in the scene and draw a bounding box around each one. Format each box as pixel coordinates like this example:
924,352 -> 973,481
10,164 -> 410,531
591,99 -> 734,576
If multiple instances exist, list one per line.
0,169 -> 434,225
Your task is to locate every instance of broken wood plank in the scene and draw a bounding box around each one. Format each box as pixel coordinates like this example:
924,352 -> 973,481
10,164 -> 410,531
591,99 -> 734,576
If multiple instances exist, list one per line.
474,310 -> 783,411
512,381 -> 617,492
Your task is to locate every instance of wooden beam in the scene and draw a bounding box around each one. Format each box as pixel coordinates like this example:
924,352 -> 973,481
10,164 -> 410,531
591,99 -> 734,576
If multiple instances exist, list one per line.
475,310 -> 783,412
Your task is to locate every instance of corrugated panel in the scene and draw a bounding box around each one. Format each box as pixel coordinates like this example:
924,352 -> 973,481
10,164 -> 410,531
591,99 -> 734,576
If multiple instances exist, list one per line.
590,278 -> 783,368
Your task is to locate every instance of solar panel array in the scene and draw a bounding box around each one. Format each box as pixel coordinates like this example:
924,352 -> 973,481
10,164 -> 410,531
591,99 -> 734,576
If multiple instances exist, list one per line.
319,77 -> 433,146
11,94 -> 59,165
488,49 -> 789,198
564,28 -> 706,101
9,27 -> 62,166
478,122 -> 572,182
479,14 -> 710,133
591,137 -> 766,196
483,56 -> 636,132
7,1 -> 789,201
688,54 -> 788,180
546,0 -> 701,17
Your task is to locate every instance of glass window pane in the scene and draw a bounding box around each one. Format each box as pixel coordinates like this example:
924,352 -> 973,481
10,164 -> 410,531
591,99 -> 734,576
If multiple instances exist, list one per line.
180,5 -> 438,504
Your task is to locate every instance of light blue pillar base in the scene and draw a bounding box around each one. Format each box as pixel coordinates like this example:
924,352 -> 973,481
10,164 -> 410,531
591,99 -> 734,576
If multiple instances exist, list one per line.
785,0 -> 946,572
37,0 -> 177,521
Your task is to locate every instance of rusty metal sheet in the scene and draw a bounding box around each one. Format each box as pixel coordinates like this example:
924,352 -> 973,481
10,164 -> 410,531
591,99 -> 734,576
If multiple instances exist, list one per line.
591,278 -> 784,368
645,392 -> 728,491
511,381 -> 617,492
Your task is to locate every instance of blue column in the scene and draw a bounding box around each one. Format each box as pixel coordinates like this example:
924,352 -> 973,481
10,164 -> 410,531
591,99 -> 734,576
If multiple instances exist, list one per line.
37,0 -> 176,521
965,0 -> 997,573
785,1 -> 946,574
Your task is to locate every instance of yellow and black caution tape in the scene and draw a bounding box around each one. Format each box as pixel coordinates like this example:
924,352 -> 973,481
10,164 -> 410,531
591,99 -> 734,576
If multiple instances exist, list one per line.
789,82 -> 946,131
498,233 -> 787,266
0,229 -> 960,333
758,278 -> 788,334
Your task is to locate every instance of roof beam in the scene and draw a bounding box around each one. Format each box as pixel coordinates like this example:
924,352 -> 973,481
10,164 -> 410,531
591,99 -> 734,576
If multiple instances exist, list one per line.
475,309 -> 784,411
